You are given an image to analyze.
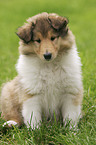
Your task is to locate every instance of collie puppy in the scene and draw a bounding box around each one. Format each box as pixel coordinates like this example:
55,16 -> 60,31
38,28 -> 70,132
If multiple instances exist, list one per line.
1,12 -> 83,128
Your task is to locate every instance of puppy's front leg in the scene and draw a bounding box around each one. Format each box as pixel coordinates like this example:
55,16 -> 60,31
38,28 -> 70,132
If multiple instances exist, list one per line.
22,96 -> 42,129
61,94 -> 82,127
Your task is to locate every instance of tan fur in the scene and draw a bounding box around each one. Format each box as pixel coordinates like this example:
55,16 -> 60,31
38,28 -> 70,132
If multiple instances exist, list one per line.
17,23 -> 33,43
19,29 -> 75,60
18,12 -> 72,60
1,76 -> 33,125
72,89 -> 83,106
19,41 -> 35,55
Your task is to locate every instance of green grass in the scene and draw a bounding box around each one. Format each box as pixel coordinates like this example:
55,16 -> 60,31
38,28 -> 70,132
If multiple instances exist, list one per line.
0,0 -> 96,144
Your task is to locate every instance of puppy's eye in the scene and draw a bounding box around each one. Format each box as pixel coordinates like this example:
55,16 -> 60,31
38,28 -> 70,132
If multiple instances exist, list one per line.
51,37 -> 56,41
35,39 -> 41,43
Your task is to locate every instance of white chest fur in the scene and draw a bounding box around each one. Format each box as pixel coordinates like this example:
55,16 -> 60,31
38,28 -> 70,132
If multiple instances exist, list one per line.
16,47 -> 82,115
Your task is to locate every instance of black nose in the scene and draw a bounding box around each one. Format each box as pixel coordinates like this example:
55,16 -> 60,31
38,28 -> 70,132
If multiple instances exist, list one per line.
43,53 -> 52,60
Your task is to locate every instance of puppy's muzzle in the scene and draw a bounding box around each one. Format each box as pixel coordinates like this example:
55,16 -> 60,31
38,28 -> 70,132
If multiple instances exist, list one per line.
43,53 -> 52,61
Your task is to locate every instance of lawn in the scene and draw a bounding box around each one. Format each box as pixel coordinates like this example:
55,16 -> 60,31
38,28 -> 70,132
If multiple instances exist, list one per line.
0,0 -> 96,144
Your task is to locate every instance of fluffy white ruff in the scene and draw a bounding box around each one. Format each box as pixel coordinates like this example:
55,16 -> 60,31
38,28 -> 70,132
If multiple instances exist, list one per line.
16,46 -> 82,128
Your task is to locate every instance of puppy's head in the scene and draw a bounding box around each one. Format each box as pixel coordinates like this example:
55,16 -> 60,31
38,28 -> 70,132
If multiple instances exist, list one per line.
16,13 -> 74,61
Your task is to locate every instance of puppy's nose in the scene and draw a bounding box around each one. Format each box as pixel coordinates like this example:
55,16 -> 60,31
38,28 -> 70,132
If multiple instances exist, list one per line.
43,53 -> 52,61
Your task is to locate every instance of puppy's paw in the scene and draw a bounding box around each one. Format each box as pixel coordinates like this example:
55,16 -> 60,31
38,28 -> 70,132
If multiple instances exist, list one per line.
63,118 -> 77,129
3,120 -> 18,128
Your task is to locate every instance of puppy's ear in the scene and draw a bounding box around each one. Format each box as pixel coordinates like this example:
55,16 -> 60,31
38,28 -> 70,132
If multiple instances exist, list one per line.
16,23 -> 34,43
48,15 -> 68,31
